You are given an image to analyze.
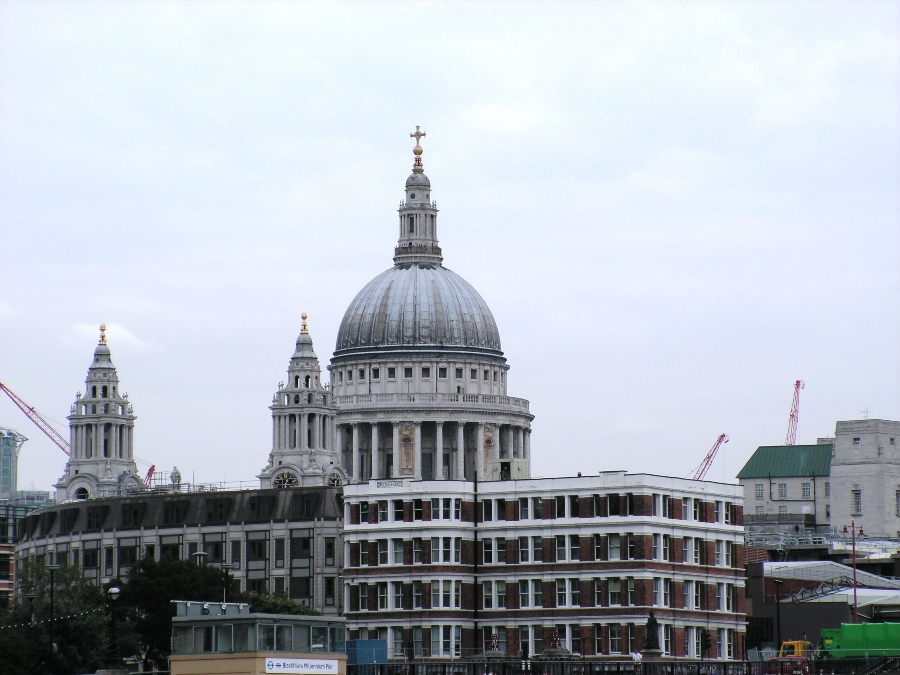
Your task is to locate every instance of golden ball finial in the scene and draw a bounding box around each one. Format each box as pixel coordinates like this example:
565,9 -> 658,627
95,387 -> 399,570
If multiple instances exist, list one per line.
99,323 -> 107,344
301,312 -> 308,334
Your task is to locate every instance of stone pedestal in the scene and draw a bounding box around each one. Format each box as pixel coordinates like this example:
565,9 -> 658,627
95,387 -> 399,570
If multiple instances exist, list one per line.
640,649 -> 665,662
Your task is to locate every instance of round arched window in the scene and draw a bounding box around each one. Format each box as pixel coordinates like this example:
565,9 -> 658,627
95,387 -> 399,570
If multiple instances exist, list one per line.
274,472 -> 299,489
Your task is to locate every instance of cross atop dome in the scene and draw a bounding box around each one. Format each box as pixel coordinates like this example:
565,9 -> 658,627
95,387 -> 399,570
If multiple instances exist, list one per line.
410,126 -> 425,172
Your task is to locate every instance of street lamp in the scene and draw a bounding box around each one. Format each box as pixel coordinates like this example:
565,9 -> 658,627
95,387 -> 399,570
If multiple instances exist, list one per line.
192,550 -> 209,567
221,563 -> 236,604
46,563 -> 60,669
106,586 -> 122,670
773,579 -> 784,654
843,521 -> 864,623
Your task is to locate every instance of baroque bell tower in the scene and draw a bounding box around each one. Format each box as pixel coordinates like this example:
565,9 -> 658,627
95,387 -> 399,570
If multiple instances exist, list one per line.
56,324 -> 143,501
259,315 -> 343,488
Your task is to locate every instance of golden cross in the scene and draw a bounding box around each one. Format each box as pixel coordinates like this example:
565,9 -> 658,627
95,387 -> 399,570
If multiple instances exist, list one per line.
410,126 -> 426,148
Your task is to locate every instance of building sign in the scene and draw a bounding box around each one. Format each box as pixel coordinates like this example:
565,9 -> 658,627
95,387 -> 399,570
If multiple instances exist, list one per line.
265,658 -> 339,674
375,480 -> 405,488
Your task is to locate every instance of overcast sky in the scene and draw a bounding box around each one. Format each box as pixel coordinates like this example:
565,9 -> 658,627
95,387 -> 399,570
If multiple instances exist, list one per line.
1,1 -> 898,493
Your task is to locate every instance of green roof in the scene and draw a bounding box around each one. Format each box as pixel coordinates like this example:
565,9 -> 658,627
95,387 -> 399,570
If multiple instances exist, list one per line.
736,444 -> 833,479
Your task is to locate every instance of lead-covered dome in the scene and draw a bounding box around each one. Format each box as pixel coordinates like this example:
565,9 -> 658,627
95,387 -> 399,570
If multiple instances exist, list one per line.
334,264 -> 502,358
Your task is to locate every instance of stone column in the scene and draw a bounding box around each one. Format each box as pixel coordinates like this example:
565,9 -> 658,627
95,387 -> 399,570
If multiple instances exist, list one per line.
476,423 -> 485,481
436,422 -> 444,479
414,422 -> 422,480
391,423 -> 400,478
505,425 -> 514,459
336,425 -> 344,466
516,427 -> 524,459
456,422 -> 466,480
100,423 -> 106,458
371,423 -> 380,480
301,414 -> 309,450
524,428 -> 531,460
352,424 -> 360,482
315,414 -> 323,450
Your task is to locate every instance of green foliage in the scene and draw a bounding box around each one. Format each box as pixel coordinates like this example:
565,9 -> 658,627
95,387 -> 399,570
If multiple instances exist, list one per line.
121,555 -> 234,667
246,591 -> 320,616
0,559 -> 110,675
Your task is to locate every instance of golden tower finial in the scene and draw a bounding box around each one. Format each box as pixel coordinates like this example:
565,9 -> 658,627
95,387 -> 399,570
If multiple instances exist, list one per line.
301,312 -> 308,334
99,323 -> 107,344
410,126 -> 426,171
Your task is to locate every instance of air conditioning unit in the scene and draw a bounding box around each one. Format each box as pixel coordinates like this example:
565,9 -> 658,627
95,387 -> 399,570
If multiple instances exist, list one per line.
484,458 -> 530,482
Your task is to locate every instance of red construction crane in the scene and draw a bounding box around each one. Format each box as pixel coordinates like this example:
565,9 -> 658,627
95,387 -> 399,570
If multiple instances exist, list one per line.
690,433 -> 729,480
785,380 -> 805,446
144,464 -> 156,486
0,381 -> 70,455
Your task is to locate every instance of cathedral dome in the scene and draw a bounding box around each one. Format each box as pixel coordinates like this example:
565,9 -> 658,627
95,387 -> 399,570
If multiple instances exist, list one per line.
405,172 -> 431,188
334,264 -> 502,359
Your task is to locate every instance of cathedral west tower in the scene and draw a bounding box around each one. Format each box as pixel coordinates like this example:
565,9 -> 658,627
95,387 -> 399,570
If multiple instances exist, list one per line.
56,324 -> 142,501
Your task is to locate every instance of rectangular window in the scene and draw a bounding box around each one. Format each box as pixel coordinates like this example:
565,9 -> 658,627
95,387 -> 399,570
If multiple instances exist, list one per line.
431,498 -> 441,519
519,536 -> 530,562
483,369 -> 489,381
377,501 -> 388,522
496,499 -> 506,520
443,537 -> 451,563
455,367 -> 463,379
483,581 -> 493,609
470,368 -> 477,380
652,577 -> 661,606
694,582 -> 703,609
358,583 -> 368,610
392,539 -> 404,564
532,536 -> 543,562
482,500 -> 492,521
360,501 -> 369,522
627,577 -> 636,605
555,495 -> 566,518
359,539 -> 369,567
358,368 -> 365,380
714,501 -> 722,522
454,537 -> 461,562
497,537 -> 507,564
652,534 -> 660,560
438,366 -> 447,379
853,437 -> 861,445
609,624 -> 621,654
778,483 -> 787,499
556,535 -> 566,561
802,482 -> 811,499
378,539 -> 388,565
662,535 -> 670,562
825,481 -> 831,497
556,579 -> 567,606
497,581 -> 507,608
853,489 -> 863,514
756,506 -> 764,515
569,578 -> 580,606
483,539 -> 493,564
569,534 -> 580,561
412,581 -> 423,608
347,369 -> 353,382
532,496 -> 543,518
393,499 -> 404,521
519,497 -> 529,520
608,533 -> 620,560
387,367 -> 396,379
755,484 -> 764,499
693,538 -> 701,564
404,367 -> 413,378
533,579 -> 542,607
779,505 -> 787,515
421,367 -> 430,378
372,367 -> 380,380
664,579 -> 672,607
716,583 -> 724,611
594,578 -> 603,605
432,580 -> 441,608
274,538 -> 285,568
443,498 -> 451,519
413,499 -> 423,520
413,538 -> 423,563
519,580 -> 530,607
609,577 -> 621,605
392,582 -> 402,609
715,540 -> 723,566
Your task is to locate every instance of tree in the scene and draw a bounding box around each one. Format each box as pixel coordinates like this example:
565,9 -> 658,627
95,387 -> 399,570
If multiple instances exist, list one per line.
121,556 -> 232,668
0,559 -> 110,675
246,591 -> 320,616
